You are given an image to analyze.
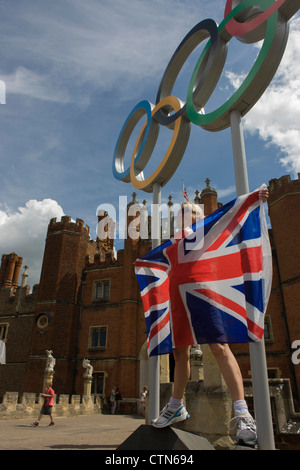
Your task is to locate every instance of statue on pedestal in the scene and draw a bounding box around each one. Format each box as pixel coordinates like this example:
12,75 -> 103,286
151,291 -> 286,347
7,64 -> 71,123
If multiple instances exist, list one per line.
45,350 -> 56,372
82,358 -> 93,378
42,350 -> 56,391
82,359 -> 93,397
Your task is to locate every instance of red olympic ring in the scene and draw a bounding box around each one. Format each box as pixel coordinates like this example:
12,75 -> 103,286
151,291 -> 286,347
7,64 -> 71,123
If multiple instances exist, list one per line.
224,0 -> 286,38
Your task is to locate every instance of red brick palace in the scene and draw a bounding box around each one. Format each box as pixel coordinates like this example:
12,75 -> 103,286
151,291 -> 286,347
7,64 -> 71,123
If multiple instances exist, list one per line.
0,175 -> 299,413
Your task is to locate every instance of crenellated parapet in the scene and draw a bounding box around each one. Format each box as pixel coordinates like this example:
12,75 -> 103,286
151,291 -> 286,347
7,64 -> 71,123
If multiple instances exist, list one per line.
268,173 -> 300,206
48,216 -> 90,239
85,249 -> 119,269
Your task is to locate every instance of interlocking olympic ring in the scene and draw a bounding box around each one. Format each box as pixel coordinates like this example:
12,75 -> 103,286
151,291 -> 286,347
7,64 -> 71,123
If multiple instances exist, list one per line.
113,0 -> 299,193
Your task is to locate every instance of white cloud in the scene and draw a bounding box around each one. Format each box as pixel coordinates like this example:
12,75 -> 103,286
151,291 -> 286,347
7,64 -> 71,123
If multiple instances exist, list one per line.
0,199 -> 64,288
0,0 -> 224,103
216,185 -> 236,199
226,16 -> 300,176
3,66 -> 72,103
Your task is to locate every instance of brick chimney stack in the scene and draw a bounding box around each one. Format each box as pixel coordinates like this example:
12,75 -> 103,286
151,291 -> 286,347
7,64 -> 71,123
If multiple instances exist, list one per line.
0,253 -> 23,291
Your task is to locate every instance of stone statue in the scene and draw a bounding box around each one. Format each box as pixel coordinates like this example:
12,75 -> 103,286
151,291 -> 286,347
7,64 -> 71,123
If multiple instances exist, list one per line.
82,358 -> 93,378
190,345 -> 203,381
45,350 -> 56,372
190,344 -> 203,357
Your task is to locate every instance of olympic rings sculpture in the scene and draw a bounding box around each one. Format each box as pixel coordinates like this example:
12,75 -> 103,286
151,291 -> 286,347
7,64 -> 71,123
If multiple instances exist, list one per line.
113,0 -> 299,193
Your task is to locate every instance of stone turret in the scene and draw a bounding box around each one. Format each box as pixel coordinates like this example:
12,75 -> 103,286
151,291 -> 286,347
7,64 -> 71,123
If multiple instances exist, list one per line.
96,210 -> 115,254
200,178 -> 219,215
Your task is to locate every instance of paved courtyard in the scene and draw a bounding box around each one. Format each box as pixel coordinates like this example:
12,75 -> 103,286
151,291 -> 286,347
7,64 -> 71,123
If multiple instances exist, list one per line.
0,413 -> 144,450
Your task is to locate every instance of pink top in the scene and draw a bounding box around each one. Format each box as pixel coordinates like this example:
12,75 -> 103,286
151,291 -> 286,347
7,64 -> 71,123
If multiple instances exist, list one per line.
44,388 -> 54,406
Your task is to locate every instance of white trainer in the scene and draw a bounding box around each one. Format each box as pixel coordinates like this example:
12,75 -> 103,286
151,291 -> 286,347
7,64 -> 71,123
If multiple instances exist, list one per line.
152,403 -> 190,429
228,411 -> 257,446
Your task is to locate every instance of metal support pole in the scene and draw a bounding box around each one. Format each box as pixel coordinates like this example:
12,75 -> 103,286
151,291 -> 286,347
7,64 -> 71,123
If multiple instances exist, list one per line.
230,109 -> 275,450
230,109 -> 249,195
148,182 -> 161,422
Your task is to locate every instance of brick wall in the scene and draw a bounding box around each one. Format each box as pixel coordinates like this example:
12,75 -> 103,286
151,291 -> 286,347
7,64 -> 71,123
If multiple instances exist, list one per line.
268,175 -> 300,400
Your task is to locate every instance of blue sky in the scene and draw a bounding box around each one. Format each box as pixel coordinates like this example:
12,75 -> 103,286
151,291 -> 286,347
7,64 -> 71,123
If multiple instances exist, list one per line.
0,0 -> 299,287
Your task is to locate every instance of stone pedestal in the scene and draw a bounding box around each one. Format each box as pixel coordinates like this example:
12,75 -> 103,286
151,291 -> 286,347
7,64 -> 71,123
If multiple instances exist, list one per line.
180,380 -> 233,440
42,371 -> 54,392
158,345 -> 234,446
176,345 -> 233,445
202,344 -> 227,389
82,359 -> 93,398
83,377 -> 92,397
190,345 -> 203,381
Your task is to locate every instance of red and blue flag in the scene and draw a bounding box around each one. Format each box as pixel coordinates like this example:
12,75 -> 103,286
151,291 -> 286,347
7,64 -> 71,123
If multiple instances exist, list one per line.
134,187 -> 272,357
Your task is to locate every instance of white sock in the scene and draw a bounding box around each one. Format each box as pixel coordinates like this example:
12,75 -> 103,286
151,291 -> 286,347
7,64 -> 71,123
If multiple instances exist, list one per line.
169,397 -> 183,409
234,400 -> 250,415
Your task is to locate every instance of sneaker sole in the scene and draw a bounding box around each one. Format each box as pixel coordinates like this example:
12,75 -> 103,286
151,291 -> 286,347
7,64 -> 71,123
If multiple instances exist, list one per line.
237,438 -> 257,448
152,412 -> 190,429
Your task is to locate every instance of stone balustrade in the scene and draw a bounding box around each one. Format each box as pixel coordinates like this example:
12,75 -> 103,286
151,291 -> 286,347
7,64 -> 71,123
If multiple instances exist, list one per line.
0,392 -> 102,419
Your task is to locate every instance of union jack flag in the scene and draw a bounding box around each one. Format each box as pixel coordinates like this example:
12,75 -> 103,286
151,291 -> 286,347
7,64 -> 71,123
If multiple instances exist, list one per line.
183,187 -> 189,202
134,187 -> 272,357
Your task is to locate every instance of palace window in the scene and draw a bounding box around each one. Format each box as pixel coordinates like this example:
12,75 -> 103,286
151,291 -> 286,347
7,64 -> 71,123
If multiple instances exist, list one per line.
267,367 -> 281,379
89,326 -> 108,350
0,323 -> 8,342
264,315 -> 274,343
91,372 -> 105,395
93,279 -> 110,301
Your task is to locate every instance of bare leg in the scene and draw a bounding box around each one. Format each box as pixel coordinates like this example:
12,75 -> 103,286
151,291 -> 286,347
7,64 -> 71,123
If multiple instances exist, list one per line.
172,346 -> 190,399
152,345 -> 190,427
209,343 -> 244,401
209,344 -> 257,445
172,343 -> 244,401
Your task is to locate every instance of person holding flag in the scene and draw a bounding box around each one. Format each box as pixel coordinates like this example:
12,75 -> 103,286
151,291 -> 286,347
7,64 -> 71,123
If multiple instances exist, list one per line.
182,180 -> 189,202
134,185 -> 270,446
